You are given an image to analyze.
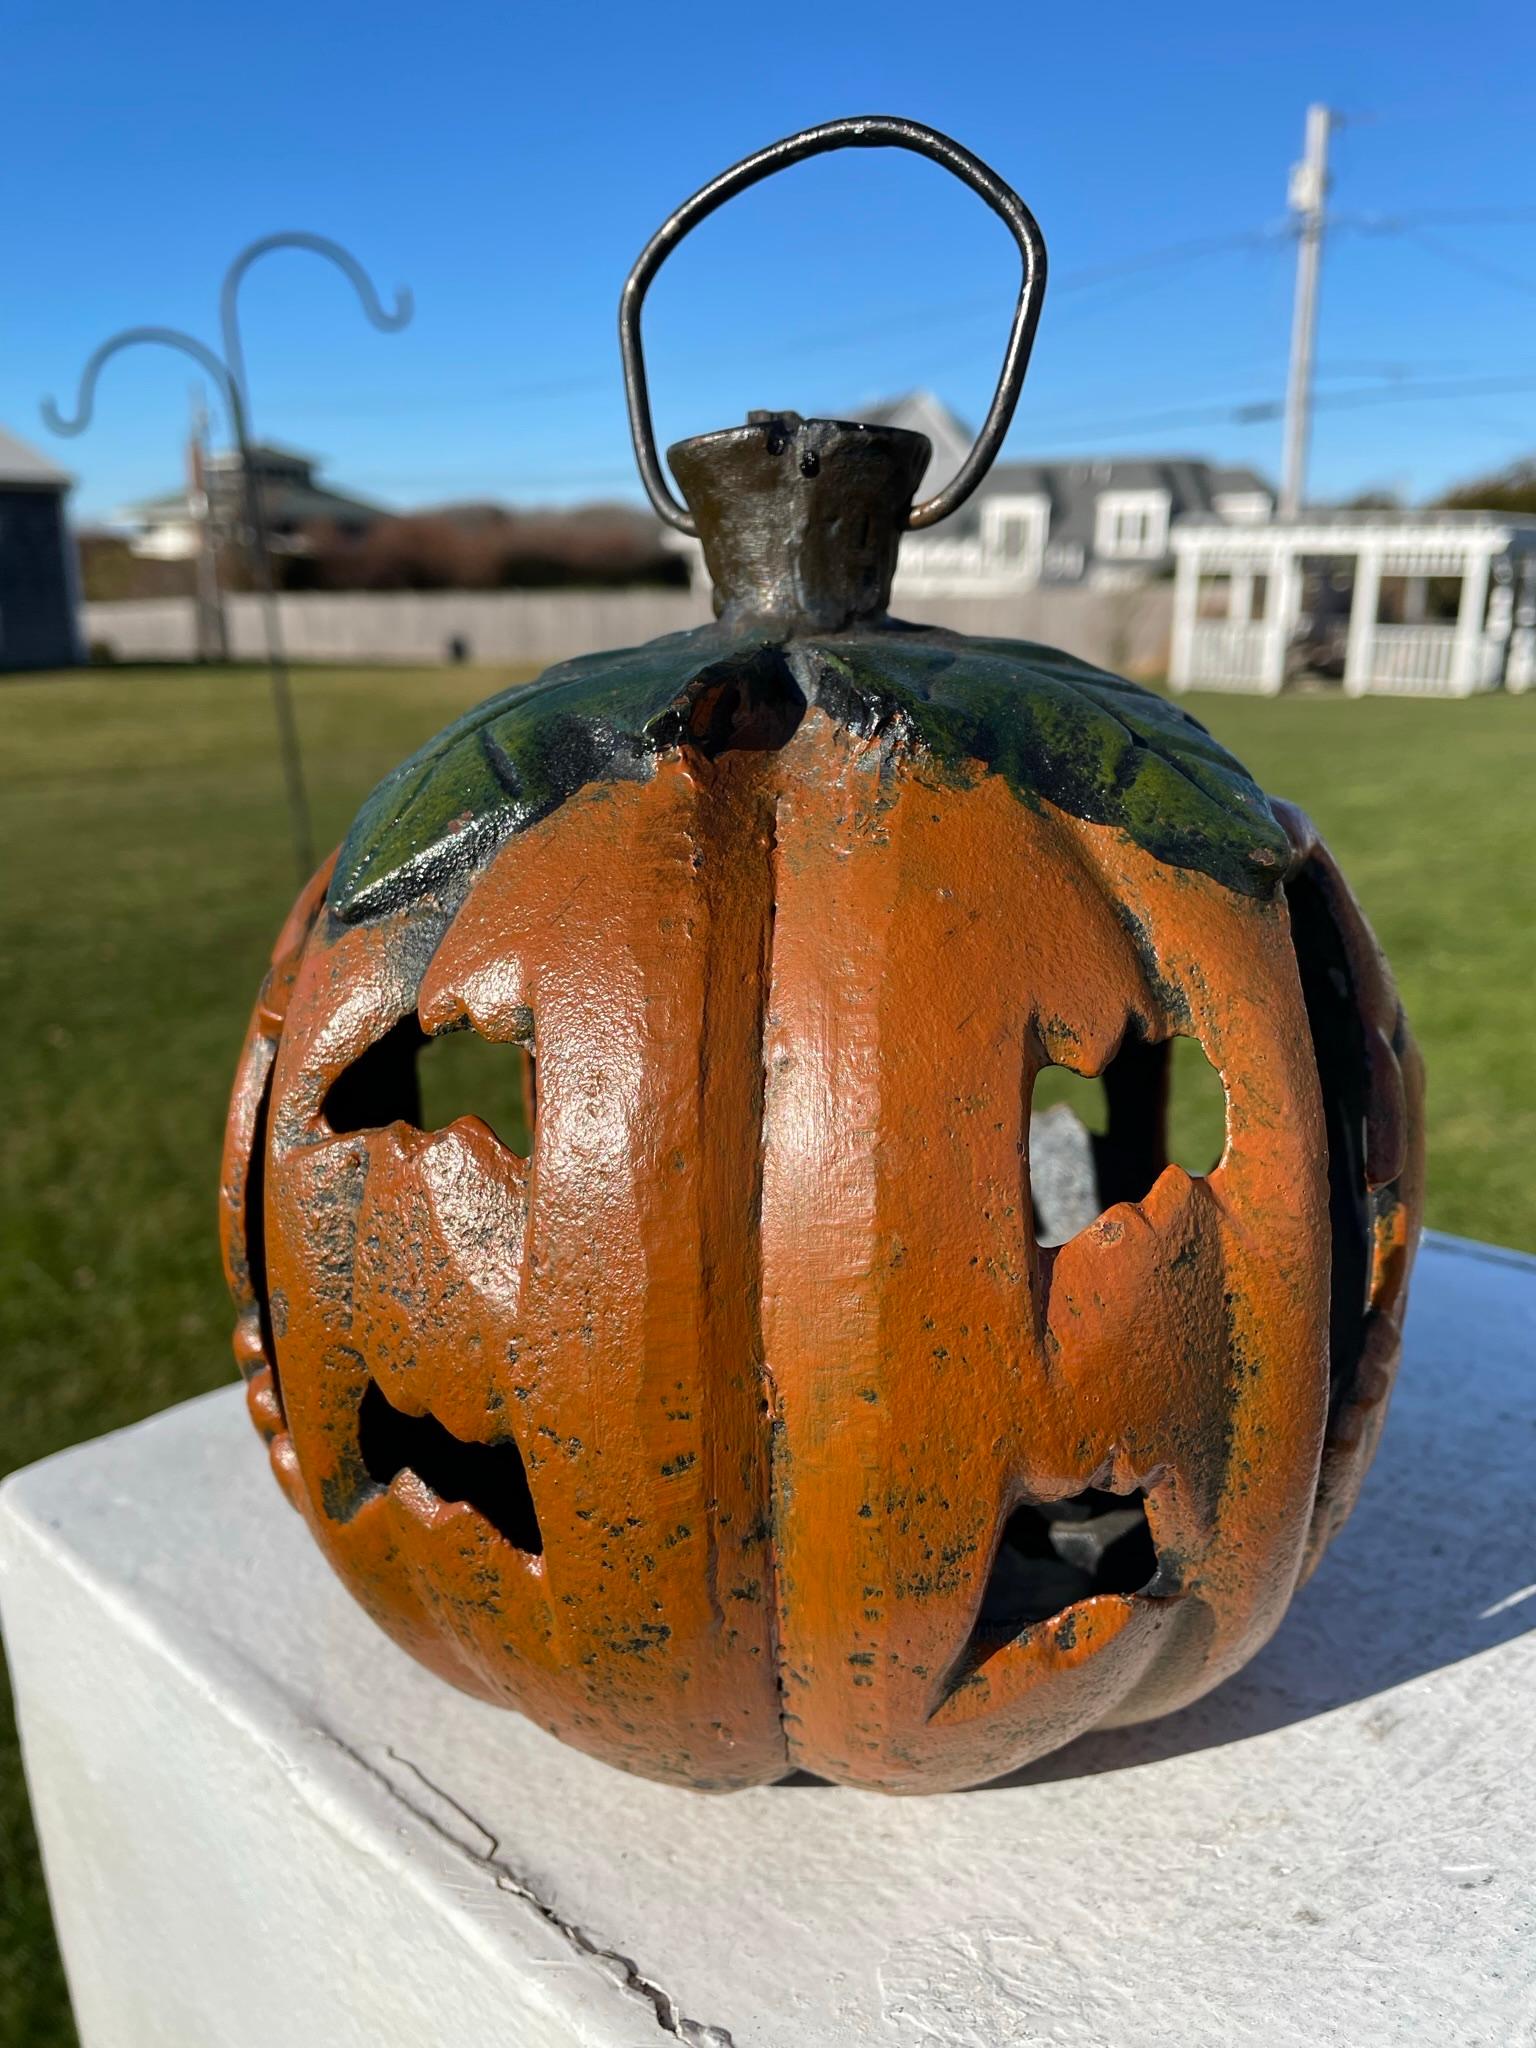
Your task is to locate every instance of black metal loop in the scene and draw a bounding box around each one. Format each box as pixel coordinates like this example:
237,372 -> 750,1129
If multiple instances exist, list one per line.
220,232 -> 413,425
619,115 -> 1048,536
42,326 -> 245,440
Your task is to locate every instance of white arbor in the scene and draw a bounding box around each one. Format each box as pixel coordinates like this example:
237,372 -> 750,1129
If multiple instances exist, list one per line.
1170,511 -> 1536,696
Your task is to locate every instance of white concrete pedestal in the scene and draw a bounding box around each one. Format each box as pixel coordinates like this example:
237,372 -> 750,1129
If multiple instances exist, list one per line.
4,1232 -> 1535,2047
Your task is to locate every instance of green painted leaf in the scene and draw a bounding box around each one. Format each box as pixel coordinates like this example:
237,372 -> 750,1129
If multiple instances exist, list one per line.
329,625 -> 744,921
330,617 -> 1290,924
796,630 -> 1290,895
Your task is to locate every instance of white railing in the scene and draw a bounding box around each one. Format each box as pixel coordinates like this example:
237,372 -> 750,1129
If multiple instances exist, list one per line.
898,536 -> 987,576
1350,628 -> 1511,696
1361,625 -> 1459,694
894,534 -> 1016,595
1508,629 -> 1536,694
1185,620 -> 1269,689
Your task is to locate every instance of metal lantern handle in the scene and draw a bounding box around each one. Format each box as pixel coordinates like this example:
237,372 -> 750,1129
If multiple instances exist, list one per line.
619,114 -> 1048,536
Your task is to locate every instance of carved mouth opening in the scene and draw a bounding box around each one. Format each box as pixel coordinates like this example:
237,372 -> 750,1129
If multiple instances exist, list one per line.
974,1486 -> 1159,1641
358,1376 -> 543,1555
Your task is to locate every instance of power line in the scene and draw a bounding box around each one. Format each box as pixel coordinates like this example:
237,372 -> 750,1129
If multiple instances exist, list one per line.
1399,228 -> 1536,298
993,355 -> 1479,440
108,177 -> 1536,505
269,202 -> 1536,430
264,223 -> 1295,422
329,363 -> 1536,498
1314,370 -> 1536,414
351,363 -> 1536,488
1338,205 -> 1536,233
1020,369 -> 1536,449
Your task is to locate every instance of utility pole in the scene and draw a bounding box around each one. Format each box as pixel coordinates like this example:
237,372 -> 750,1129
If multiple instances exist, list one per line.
1280,103 -> 1333,518
187,386 -> 228,663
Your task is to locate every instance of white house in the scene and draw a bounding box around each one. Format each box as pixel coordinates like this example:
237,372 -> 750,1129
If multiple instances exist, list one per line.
666,391 -> 1274,599
118,442 -> 384,561
1170,509 -> 1536,696
865,392 -> 1273,597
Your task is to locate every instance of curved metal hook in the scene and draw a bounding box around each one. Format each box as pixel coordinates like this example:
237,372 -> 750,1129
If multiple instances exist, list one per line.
39,318 -> 316,877
42,325 -> 245,440
220,231 -> 413,423
620,114 -> 1048,535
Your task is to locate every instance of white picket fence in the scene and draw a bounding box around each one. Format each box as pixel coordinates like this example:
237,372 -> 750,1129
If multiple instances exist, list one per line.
1182,622 -> 1271,691
1358,624 -> 1460,695
83,585 -> 1176,679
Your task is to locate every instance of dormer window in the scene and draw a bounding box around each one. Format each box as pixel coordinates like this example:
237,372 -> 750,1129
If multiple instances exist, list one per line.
1095,490 -> 1171,561
980,493 -> 1049,578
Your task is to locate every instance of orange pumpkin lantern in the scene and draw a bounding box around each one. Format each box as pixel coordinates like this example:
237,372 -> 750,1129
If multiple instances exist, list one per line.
220,118 -> 1423,1793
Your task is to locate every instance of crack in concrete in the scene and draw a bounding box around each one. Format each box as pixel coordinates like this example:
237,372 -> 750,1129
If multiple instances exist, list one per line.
320,1733 -> 735,2046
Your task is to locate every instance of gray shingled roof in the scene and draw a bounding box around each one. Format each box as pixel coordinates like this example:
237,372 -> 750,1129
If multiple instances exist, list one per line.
1209,464 -> 1273,496
121,443 -> 382,528
206,440 -> 323,475
0,425 -> 70,490
927,455 -> 1228,548
846,394 -> 1275,555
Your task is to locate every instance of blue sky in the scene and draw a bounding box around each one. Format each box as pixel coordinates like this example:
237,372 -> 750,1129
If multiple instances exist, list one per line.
5,0 -> 1535,520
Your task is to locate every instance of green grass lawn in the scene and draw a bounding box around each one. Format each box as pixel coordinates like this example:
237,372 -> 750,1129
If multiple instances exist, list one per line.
2,661 -> 1532,2042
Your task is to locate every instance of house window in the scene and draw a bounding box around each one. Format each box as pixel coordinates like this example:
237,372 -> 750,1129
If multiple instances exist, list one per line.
1095,491 -> 1170,562
1043,540 -> 1086,581
980,495 -> 1048,580
995,514 -> 1034,560
1107,505 -> 1156,554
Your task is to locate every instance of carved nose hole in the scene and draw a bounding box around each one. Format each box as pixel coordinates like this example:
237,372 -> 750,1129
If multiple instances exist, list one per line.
357,1377 -> 543,1555
322,1012 -> 534,1159
1029,1031 -> 1226,1244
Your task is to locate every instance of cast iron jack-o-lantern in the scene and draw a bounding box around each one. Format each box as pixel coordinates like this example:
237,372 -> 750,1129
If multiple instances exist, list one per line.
221,118 -> 1423,1794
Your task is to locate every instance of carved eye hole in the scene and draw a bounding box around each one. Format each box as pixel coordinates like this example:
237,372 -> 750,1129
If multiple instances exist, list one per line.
1029,1032 -> 1225,1245
322,1011 -> 535,1159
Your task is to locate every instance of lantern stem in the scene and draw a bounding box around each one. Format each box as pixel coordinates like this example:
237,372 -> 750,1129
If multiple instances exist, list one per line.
669,412 -> 930,633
